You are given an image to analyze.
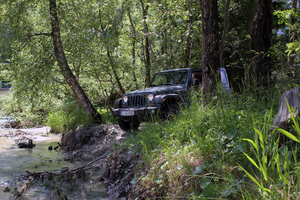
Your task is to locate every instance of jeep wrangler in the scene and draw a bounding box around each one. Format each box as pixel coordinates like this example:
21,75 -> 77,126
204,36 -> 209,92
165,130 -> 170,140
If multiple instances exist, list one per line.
112,68 -> 230,131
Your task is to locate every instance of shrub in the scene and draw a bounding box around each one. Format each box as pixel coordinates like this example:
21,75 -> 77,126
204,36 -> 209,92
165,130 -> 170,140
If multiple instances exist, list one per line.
45,98 -> 93,133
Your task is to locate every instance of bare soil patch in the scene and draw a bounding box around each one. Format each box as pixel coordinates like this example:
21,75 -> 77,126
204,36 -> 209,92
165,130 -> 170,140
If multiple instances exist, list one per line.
61,124 -> 126,160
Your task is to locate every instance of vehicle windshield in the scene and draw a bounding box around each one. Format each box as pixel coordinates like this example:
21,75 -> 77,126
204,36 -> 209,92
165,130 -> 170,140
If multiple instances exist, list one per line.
149,70 -> 188,86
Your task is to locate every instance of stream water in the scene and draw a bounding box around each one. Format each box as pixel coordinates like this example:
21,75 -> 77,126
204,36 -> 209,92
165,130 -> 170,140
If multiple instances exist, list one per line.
0,90 -> 109,199
0,129 -> 109,199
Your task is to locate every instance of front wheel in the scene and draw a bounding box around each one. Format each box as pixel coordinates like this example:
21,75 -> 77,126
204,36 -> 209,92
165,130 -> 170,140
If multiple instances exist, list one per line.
118,119 -> 140,132
161,103 -> 179,120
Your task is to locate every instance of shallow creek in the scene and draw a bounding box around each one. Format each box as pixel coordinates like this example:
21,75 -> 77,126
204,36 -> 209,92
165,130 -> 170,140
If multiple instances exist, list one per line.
0,129 -> 109,199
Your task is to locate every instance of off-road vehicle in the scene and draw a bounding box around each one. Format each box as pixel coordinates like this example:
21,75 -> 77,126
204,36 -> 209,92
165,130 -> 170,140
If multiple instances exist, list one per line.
112,68 -> 230,131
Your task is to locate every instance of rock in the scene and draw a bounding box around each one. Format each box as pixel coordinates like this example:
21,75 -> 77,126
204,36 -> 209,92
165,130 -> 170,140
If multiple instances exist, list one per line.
272,87 -> 300,130
18,139 -> 35,148
10,121 -> 22,128
61,167 -> 69,173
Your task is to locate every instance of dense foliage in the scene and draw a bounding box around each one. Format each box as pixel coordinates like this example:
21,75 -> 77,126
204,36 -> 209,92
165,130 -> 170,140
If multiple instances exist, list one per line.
0,0 -> 297,127
0,0 -> 300,198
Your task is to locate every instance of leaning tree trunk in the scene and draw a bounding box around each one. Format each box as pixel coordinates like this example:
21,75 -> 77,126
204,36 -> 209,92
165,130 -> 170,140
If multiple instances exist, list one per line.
200,0 -> 220,106
49,0 -> 102,123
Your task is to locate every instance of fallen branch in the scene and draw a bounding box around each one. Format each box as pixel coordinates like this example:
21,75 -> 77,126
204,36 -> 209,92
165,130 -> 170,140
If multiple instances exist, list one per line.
26,170 -> 42,176
25,154 -> 107,176
16,129 -> 30,135
69,155 -> 107,172
13,176 -> 34,199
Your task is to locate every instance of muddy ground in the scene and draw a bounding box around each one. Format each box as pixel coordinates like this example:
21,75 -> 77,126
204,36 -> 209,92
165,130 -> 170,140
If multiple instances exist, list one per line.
1,124 -> 141,200
60,124 -> 141,199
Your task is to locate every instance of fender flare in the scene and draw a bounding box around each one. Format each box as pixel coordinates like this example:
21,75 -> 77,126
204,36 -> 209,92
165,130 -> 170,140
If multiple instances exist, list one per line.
153,94 -> 186,106
114,98 -> 122,108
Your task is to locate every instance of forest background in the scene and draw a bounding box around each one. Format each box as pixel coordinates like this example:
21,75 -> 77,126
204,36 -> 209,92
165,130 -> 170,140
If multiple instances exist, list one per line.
1,0 -> 300,199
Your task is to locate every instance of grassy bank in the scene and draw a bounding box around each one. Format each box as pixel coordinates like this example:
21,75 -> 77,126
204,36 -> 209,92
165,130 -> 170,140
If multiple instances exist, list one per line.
118,90 -> 300,199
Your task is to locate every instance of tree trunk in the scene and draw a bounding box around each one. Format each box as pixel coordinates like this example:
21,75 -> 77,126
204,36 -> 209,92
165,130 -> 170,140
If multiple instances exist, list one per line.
144,31 -> 151,87
106,48 -> 125,95
49,0 -> 102,123
74,54 -> 81,116
163,26 -> 169,70
251,0 -> 272,87
200,0 -> 220,106
140,0 -> 151,87
97,7 -> 125,96
220,0 -> 231,62
128,11 -> 139,90
185,0 -> 194,68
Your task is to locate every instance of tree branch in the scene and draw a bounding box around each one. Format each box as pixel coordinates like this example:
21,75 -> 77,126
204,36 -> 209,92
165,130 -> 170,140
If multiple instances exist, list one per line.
140,0 -> 160,74
27,32 -> 52,39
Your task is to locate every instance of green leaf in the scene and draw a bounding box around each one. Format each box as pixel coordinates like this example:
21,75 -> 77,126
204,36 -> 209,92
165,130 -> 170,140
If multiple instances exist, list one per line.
242,138 -> 258,151
286,99 -> 300,135
277,128 -> 300,143
243,152 -> 260,170
192,164 -> 206,175
130,178 -> 137,185
221,189 -> 238,197
260,161 -> 268,181
238,164 -> 270,193
254,128 -> 264,149
275,153 -> 289,185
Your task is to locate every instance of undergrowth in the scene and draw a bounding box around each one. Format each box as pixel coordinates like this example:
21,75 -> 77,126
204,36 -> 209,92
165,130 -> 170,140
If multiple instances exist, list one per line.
1,90 -> 53,127
125,90 -> 287,199
45,97 -> 94,133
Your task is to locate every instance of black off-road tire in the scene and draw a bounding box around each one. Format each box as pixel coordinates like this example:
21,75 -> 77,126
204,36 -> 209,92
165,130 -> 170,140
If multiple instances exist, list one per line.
162,103 -> 180,120
118,119 -> 141,132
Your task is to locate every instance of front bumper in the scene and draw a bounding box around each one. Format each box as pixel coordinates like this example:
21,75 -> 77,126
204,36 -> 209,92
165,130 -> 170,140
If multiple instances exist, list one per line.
112,106 -> 160,122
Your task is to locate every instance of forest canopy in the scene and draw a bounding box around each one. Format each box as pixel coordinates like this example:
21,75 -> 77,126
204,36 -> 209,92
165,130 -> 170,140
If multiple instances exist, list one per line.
0,0 -> 299,127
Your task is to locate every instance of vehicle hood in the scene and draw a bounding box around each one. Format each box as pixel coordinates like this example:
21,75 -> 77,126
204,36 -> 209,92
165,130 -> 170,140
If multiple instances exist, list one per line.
125,85 -> 186,96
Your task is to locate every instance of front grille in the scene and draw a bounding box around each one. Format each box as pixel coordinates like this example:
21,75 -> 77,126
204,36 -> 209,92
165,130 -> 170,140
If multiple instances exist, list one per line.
127,95 -> 147,107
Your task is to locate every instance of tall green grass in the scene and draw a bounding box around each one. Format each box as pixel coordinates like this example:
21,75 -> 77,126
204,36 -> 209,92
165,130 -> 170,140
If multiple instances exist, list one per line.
126,90 -> 281,199
240,101 -> 300,199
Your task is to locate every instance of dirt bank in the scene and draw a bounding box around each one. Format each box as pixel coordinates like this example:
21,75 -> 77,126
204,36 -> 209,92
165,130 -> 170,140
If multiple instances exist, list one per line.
60,124 -> 140,199
61,124 -> 126,160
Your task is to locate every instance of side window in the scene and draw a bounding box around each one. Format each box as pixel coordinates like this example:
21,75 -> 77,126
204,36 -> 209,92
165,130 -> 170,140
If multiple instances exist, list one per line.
152,75 -> 167,85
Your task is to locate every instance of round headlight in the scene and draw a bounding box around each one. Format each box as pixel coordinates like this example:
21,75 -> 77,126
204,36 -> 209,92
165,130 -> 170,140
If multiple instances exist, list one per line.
147,94 -> 154,102
123,96 -> 128,103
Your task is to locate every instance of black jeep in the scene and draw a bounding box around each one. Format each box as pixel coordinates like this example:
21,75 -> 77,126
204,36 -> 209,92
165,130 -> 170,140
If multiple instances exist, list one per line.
112,68 -> 230,131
